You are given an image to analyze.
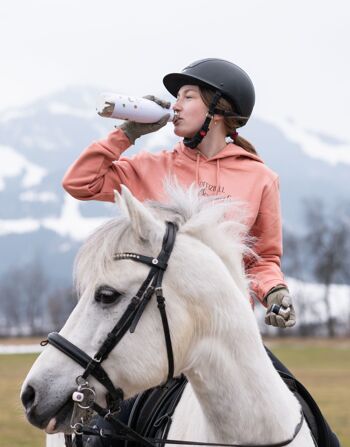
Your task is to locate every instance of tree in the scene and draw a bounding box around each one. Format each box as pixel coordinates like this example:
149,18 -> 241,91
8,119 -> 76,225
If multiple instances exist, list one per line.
303,199 -> 350,337
48,286 -> 76,331
22,258 -> 50,335
283,228 -> 321,335
0,267 -> 24,335
0,259 -> 52,336
283,227 -> 305,280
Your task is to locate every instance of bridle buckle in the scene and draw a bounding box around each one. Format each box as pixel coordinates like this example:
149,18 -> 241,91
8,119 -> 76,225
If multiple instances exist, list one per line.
73,386 -> 96,409
71,422 -> 84,435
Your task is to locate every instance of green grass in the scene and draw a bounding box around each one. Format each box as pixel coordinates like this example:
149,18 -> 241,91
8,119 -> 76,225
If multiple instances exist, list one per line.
1,340 -> 349,446
0,354 -> 44,447
266,339 -> 350,446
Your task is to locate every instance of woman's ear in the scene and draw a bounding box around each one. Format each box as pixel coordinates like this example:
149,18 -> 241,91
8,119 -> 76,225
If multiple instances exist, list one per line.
213,114 -> 225,123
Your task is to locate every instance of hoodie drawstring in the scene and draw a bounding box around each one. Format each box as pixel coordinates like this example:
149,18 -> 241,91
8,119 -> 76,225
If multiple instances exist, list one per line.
196,152 -> 200,186
216,159 -> 220,193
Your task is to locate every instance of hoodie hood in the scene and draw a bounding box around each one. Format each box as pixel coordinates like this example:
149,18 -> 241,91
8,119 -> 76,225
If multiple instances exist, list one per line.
173,140 -> 264,192
174,140 -> 263,164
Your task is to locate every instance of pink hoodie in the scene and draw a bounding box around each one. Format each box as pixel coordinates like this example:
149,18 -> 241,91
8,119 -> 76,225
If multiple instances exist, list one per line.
62,128 -> 287,303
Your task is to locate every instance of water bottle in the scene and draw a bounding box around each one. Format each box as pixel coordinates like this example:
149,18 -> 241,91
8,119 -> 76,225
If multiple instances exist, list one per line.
96,93 -> 174,123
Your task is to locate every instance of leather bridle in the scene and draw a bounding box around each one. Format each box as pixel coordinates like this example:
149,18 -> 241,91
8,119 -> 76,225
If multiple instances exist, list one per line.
44,220 -> 177,403
41,220 -> 304,447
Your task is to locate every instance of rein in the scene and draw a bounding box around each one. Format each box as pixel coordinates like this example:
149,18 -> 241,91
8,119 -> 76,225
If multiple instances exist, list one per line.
41,220 -> 304,447
68,404 -> 304,447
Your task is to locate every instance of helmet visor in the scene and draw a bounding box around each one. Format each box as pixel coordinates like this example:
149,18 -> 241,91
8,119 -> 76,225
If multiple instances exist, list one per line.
163,73 -> 214,98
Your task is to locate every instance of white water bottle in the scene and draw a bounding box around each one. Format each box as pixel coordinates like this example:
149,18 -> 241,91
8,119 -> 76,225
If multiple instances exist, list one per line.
96,93 -> 174,123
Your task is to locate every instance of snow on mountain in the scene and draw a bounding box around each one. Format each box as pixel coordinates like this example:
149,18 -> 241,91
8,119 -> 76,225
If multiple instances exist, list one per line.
0,144 -> 47,190
0,195 -> 108,240
264,115 -> 350,166
47,101 -> 96,119
0,217 -> 40,235
0,85 -> 349,284
20,190 -> 58,202
42,195 -> 109,240
0,108 -> 35,124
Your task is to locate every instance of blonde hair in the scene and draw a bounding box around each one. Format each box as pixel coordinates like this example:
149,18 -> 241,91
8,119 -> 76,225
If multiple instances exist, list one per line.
200,88 -> 258,155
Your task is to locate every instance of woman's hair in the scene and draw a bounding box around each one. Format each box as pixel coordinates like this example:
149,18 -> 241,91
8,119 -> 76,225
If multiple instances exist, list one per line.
199,88 -> 258,155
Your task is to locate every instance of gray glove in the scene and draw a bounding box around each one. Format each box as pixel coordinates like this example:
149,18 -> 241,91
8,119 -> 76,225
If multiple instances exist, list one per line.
264,286 -> 296,328
118,95 -> 171,144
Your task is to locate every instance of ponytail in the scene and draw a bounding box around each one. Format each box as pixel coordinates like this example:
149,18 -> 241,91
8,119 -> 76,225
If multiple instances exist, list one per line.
230,132 -> 258,155
200,88 -> 258,156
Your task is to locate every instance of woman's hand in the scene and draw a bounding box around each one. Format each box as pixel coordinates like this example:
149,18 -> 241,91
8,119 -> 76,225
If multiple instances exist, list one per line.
118,95 -> 171,144
264,286 -> 296,328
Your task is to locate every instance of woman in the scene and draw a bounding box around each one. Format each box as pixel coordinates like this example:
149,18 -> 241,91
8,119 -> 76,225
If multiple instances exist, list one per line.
63,58 -> 340,447
63,58 -> 294,327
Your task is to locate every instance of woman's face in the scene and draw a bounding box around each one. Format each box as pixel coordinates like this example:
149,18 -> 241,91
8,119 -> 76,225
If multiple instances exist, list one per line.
172,85 -> 208,138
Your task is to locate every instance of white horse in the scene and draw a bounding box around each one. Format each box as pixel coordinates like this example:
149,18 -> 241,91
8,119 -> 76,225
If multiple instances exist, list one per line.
21,184 -> 314,446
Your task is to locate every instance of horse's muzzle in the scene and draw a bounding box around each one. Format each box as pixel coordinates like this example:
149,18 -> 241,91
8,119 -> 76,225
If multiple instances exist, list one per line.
21,383 -> 73,431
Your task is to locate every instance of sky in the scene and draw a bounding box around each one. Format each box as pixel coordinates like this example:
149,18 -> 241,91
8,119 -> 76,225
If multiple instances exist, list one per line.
0,0 -> 350,143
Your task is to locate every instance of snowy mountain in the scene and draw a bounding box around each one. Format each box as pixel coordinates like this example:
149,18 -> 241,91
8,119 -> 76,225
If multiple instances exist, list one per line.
1,86 -> 350,283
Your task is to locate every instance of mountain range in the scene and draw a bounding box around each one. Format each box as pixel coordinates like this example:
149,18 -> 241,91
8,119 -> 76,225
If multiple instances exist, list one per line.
1,86 -> 349,283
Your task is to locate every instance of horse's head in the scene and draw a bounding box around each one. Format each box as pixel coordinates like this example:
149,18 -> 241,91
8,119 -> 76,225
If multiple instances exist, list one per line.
21,184 -> 250,433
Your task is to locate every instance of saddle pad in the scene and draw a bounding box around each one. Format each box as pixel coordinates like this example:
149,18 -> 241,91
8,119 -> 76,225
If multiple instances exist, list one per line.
126,375 -> 187,447
126,372 -> 333,447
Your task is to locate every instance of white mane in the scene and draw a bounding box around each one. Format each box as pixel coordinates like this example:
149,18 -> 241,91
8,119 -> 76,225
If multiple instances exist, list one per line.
74,181 -> 254,299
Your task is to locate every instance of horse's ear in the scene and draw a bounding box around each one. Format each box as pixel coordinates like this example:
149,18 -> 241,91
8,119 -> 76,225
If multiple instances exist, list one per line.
114,189 -> 129,217
114,189 -> 122,207
120,185 -> 163,241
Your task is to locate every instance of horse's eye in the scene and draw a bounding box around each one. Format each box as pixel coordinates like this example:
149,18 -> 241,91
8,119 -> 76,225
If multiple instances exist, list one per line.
95,286 -> 121,304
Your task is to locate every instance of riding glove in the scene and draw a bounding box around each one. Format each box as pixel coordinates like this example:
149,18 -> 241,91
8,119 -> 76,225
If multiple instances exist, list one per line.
118,95 -> 171,144
264,286 -> 296,328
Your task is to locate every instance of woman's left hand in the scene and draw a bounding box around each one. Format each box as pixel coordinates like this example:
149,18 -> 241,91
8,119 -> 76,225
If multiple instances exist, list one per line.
118,95 -> 171,144
264,286 -> 296,328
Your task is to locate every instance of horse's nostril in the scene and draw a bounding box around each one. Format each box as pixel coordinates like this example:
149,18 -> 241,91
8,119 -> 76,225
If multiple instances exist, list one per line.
21,384 -> 36,411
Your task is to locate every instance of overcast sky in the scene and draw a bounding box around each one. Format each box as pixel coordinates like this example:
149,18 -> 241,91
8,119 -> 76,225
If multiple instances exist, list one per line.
1,0 -> 350,142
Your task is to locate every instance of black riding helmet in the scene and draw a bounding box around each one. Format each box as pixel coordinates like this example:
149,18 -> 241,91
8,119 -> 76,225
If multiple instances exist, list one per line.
163,58 -> 255,148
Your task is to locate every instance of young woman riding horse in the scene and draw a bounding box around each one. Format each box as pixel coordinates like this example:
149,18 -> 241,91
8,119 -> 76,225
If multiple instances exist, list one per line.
61,58 -> 339,446
63,58 -> 293,325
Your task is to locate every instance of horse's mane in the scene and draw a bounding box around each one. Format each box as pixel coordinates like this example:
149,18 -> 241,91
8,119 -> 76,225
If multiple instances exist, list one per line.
74,180 -> 254,297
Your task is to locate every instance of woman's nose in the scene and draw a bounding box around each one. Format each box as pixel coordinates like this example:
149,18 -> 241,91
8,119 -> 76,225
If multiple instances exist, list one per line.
172,99 -> 182,111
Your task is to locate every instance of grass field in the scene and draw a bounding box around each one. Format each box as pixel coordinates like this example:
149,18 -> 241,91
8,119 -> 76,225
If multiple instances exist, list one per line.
0,353 -> 45,447
0,338 -> 349,447
266,338 -> 350,446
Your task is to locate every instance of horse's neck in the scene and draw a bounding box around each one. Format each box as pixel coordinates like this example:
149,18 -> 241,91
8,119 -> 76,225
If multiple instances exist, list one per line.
172,311 -> 307,444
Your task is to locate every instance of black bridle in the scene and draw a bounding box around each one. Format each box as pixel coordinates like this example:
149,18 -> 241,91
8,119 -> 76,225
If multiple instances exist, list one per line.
44,221 -> 177,413
41,220 -> 304,447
